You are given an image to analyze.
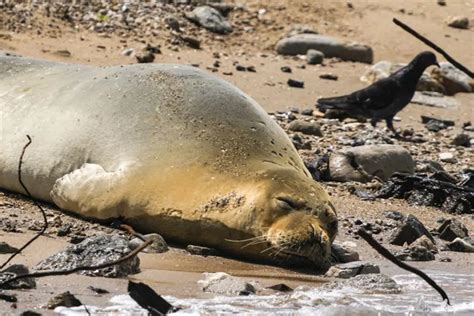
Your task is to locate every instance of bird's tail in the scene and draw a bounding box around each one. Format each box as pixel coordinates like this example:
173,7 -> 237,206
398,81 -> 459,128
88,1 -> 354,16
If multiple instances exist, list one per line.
316,96 -> 351,112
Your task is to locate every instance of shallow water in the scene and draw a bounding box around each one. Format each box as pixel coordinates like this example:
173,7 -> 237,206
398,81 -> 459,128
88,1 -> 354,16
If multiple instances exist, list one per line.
56,272 -> 474,315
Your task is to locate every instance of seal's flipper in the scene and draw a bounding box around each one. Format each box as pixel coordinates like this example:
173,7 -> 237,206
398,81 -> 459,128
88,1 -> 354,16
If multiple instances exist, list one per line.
51,163 -> 127,219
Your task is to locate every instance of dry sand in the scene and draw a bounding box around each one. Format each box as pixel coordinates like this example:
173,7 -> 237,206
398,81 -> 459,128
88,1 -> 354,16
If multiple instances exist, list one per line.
0,0 -> 473,314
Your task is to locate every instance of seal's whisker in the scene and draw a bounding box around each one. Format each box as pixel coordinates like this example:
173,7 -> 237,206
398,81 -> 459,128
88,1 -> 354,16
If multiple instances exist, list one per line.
260,245 -> 278,254
241,239 -> 268,249
225,235 -> 266,243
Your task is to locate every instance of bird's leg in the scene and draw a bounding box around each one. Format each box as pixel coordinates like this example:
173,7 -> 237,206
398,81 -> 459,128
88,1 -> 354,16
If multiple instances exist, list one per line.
370,118 -> 377,128
385,117 -> 400,138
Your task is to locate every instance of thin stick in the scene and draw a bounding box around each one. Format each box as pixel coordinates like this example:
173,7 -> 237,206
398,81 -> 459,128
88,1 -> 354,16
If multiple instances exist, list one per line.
357,228 -> 450,305
393,18 -> 473,78
0,239 -> 152,288
0,135 -> 49,270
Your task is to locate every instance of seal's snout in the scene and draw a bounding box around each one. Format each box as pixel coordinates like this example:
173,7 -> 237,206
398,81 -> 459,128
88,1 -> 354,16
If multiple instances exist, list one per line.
266,212 -> 331,264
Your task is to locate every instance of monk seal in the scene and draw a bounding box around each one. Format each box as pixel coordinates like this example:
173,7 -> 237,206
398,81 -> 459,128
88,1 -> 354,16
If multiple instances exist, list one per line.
0,55 -> 338,268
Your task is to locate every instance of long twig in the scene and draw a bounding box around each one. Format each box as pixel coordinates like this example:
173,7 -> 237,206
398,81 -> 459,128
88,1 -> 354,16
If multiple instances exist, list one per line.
0,239 -> 153,288
357,228 -> 450,305
0,135 -> 49,271
393,18 -> 473,78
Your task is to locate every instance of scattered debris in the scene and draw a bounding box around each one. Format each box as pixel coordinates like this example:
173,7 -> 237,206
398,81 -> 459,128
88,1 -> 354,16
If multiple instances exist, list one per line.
325,261 -> 380,278
88,286 -> 109,294
355,172 -> 474,214
422,115 -> 455,132
53,49 -> 71,58
0,292 -> 17,303
319,73 -> 338,80
287,79 -> 304,88
452,134 -> 471,147
280,66 -> 292,73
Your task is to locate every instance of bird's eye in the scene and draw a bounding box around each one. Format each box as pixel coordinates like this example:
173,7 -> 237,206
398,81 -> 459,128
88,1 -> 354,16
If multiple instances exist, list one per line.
275,197 -> 297,210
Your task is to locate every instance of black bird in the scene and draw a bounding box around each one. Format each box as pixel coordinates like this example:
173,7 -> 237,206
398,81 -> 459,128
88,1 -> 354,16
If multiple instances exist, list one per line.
317,51 -> 439,135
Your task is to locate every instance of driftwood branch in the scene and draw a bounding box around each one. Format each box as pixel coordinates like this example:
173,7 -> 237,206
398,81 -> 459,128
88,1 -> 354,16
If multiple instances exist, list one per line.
0,239 -> 152,288
0,135 -> 49,270
357,228 -> 450,305
393,18 -> 473,78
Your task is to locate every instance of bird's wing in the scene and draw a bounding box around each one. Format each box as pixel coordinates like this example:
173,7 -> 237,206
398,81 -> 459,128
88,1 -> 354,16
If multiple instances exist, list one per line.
317,76 -> 403,115
351,76 -> 402,112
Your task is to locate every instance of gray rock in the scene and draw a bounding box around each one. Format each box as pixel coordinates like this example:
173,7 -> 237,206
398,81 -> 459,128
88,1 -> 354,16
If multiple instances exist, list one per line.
0,241 -> 18,254
0,264 -> 36,289
439,152 -> 456,163
322,274 -> 401,294
276,34 -> 373,64
447,16 -> 470,29
287,120 -> 322,136
325,261 -> 380,278
186,245 -> 218,256
437,219 -> 468,241
388,214 -> 434,246
35,234 -> 140,277
307,49 -> 324,65
446,237 -> 474,252
47,291 -> 82,309
186,6 -> 232,34
129,233 -> 168,254
331,242 -> 360,263
198,272 -> 259,295
452,134 -> 471,147
329,144 -> 415,183
411,91 -> 459,108
431,62 -> 473,95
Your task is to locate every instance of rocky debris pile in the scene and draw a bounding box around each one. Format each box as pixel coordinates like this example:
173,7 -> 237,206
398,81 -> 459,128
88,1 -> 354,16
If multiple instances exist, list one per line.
198,272 -> 259,295
275,34 -> 373,63
395,235 -> 437,261
362,61 -> 473,95
387,214 -> 434,246
354,170 -> 474,214
35,234 -> 140,277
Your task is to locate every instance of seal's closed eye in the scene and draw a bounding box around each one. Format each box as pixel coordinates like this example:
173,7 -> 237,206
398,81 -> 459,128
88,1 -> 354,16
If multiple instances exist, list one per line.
275,197 -> 299,210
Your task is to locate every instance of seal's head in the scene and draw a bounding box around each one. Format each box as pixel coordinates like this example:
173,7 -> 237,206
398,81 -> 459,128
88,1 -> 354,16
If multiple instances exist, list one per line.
228,167 -> 338,269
